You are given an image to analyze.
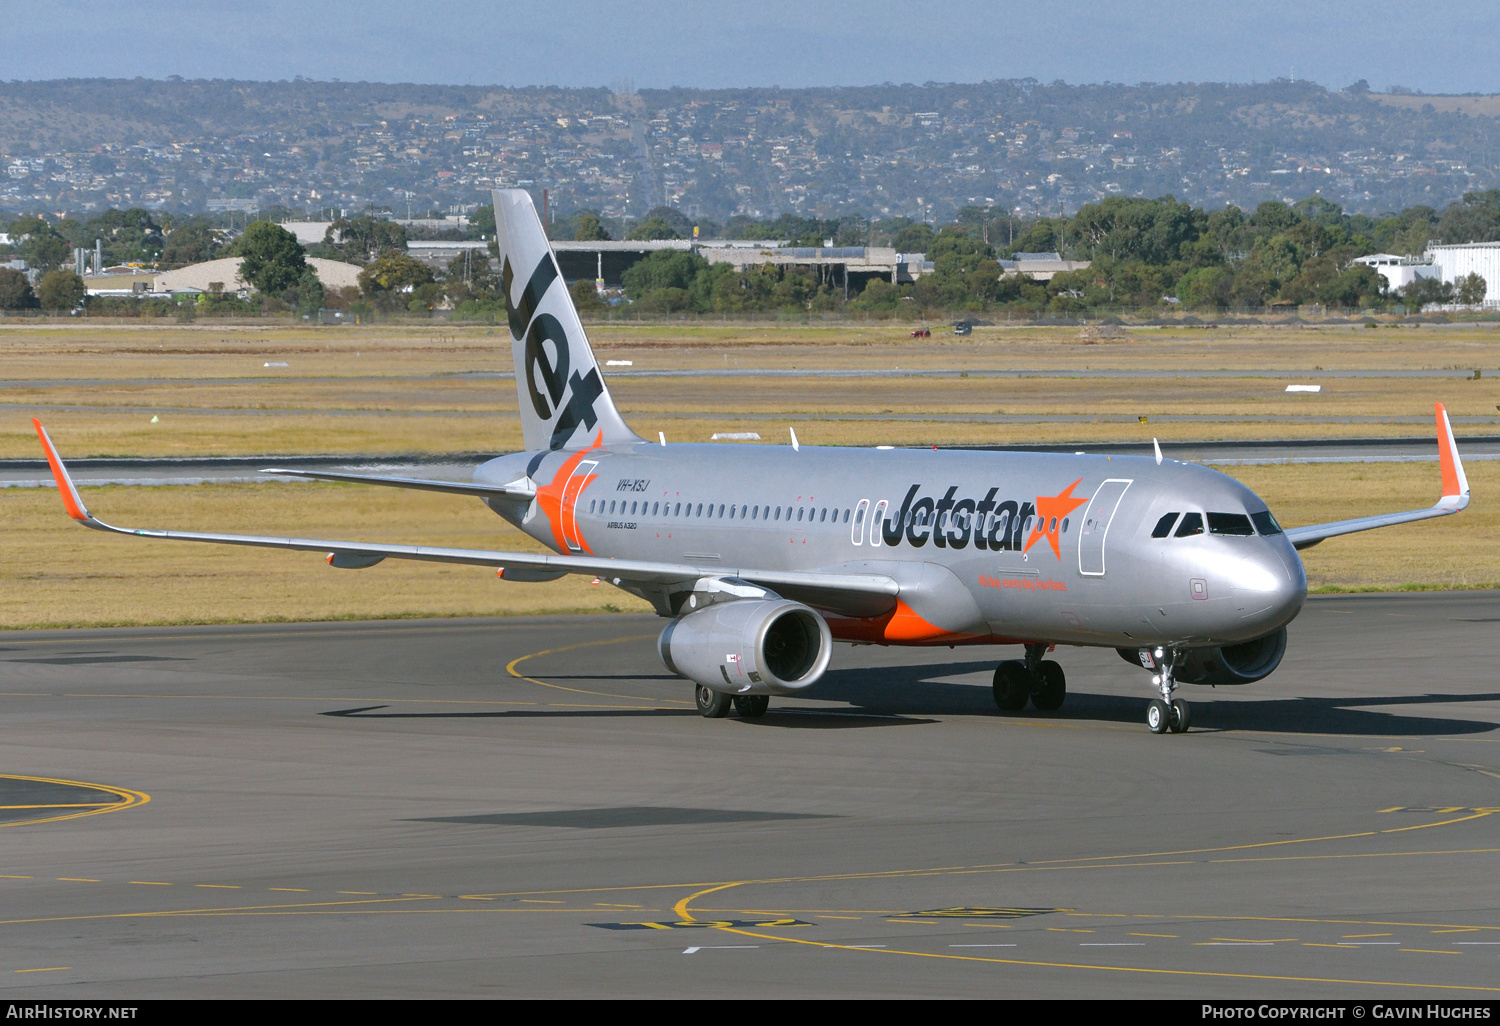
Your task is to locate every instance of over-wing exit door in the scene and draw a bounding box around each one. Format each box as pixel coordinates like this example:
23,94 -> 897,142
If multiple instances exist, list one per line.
561,460 -> 598,552
1077,479 -> 1132,576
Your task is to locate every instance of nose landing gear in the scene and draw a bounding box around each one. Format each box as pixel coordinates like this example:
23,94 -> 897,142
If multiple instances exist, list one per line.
992,643 -> 1067,714
1141,646 -> 1190,734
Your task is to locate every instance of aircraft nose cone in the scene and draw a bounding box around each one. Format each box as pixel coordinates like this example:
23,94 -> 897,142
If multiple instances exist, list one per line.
1230,547 -> 1306,631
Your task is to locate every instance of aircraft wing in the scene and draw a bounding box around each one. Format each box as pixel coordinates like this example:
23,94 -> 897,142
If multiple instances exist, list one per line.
1282,403 -> 1469,551
260,467 -> 536,501
33,420 -> 898,601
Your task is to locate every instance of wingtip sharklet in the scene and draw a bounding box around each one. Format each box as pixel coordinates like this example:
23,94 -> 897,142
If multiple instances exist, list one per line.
1435,402 -> 1469,507
31,418 -> 92,523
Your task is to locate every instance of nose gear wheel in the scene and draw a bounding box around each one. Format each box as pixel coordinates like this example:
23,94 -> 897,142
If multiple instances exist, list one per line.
1139,646 -> 1190,734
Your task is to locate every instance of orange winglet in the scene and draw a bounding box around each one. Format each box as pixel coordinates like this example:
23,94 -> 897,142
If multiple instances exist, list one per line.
32,419 -> 91,522
1436,402 -> 1465,500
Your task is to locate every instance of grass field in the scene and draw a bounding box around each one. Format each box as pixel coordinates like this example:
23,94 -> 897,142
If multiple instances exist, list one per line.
3,320 -> 1500,457
2,461 -> 1494,629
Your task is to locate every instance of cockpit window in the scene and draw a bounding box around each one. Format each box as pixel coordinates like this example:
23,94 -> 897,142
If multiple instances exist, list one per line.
1174,512 -> 1204,537
1251,510 -> 1283,536
1151,512 -> 1180,538
1207,512 -> 1255,536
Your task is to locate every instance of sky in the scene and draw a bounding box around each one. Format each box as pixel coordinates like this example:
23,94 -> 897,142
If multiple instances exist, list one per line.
4,0 -> 1499,94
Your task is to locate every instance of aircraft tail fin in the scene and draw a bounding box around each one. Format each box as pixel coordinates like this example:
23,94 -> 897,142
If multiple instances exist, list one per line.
493,189 -> 639,453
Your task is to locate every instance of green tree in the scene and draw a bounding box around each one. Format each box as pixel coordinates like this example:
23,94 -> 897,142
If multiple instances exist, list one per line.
1176,266 -> 1232,310
1315,265 -> 1385,308
466,204 -> 496,240
1065,196 -> 1205,265
357,250 -> 435,300
36,270 -> 85,311
625,217 -> 682,241
1457,272 -> 1488,306
9,218 -> 71,273
160,223 -> 219,267
281,266 -> 325,316
1436,191 -> 1500,245
0,267 -> 37,310
1249,201 -> 1300,234
237,222 -> 307,294
890,222 -> 935,254
574,213 -> 611,241
327,216 -> 408,263
1400,276 -> 1455,311
620,250 -> 706,298
569,278 -> 607,312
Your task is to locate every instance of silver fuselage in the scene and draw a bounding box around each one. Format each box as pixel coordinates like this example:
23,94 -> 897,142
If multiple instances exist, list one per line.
477,443 -> 1307,650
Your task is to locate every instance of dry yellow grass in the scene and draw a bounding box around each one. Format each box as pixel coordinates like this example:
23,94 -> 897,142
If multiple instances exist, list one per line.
5,320 -> 1499,457
2,461 -> 1494,630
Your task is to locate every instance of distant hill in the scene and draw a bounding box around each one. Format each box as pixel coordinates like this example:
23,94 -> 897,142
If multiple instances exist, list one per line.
3,78 -> 1499,221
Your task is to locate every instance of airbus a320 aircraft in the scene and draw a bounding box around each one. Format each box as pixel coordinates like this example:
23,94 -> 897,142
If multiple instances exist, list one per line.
34,189 -> 1472,733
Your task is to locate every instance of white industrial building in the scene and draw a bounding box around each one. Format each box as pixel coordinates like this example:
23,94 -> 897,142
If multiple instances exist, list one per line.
84,257 -> 362,297
1355,243 -> 1500,306
1352,253 -> 1439,291
1426,242 -> 1500,307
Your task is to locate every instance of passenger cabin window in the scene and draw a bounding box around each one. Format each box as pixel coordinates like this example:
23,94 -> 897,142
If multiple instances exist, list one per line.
1208,512 -> 1255,536
1251,510 -> 1283,536
1152,512 -> 1180,538
1174,512 -> 1204,537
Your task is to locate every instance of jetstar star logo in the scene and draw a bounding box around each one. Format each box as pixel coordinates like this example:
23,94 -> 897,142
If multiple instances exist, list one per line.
533,432 -> 603,553
505,254 -> 605,451
880,479 -> 1091,562
1023,479 -> 1089,560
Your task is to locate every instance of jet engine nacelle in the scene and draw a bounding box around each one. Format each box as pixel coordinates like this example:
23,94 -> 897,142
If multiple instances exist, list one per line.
657,599 -> 832,696
1117,626 -> 1287,686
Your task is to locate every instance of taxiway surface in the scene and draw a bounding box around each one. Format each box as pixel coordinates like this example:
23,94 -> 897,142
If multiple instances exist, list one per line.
2,593 -> 1498,998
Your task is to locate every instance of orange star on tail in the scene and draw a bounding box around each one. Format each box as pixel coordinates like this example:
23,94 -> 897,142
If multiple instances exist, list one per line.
1023,478 -> 1090,560
533,432 -> 603,553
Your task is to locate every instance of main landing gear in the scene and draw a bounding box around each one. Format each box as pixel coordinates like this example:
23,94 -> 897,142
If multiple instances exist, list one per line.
1141,646 -> 1190,735
992,643 -> 1066,714
694,684 -> 770,719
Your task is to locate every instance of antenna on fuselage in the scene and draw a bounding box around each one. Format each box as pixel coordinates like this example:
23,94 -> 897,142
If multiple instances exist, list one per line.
1153,437 -> 1163,465
790,428 -> 800,452
659,431 -> 667,446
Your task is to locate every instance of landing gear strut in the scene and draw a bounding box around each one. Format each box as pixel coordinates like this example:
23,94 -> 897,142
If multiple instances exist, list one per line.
1141,646 -> 1190,734
992,643 -> 1067,714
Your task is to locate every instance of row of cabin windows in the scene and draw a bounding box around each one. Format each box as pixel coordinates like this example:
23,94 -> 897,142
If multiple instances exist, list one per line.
1150,510 -> 1282,539
590,498 -> 857,524
587,496 -> 1067,543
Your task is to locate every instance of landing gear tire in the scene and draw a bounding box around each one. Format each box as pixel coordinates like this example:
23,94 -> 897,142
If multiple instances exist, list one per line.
992,661 -> 1030,712
733,694 -> 770,719
1032,660 -> 1066,712
1146,699 -> 1171,734
1169,698 -> 1191,733
696,684 -> 732,718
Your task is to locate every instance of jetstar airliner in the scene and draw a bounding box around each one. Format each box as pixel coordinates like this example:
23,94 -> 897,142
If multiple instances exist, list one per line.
33,189 -> 1473,733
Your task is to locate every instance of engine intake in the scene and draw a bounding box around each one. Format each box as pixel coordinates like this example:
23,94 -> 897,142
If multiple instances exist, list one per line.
658,599 -> 832,695
1118,626 -> 1287,686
